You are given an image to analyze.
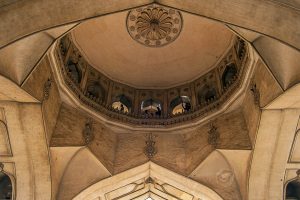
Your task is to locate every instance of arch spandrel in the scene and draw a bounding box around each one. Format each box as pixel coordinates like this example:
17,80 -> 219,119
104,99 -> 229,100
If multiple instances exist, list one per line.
73,162 -> 224,200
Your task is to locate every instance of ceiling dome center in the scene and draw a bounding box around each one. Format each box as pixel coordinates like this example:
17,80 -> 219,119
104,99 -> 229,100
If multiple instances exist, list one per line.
126,4 -> 183,47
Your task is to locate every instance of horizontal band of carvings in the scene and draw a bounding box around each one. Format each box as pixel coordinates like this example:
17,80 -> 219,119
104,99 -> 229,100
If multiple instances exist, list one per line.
53,35 -> 248,126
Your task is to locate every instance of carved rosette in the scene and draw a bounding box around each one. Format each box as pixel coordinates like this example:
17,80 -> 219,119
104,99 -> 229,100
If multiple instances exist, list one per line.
144,133 -> 157,159
127,4 -> 183,47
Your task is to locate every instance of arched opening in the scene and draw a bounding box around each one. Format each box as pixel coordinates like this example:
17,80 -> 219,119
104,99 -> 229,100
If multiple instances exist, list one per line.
222,63 -> 237,88
0,171 -> 12,200
141,99 -> 162,117
170,96 -> 191,115
285,179 -> 300,200
198,85 -> 217,105
87,82 -> 105,102
66,60 -> 82,84
112,95 -> 132,113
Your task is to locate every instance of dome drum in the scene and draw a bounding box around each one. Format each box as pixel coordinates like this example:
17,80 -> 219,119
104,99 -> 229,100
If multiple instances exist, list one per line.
55,35 -> 248,126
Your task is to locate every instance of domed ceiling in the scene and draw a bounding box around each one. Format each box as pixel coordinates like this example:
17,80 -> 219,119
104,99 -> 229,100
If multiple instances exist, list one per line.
72,4 -> 234,89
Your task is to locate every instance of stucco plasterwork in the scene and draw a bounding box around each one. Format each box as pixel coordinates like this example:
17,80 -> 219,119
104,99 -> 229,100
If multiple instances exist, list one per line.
127,4 -> 183,47
73,162 -> 223,200
0,2 -> 300,200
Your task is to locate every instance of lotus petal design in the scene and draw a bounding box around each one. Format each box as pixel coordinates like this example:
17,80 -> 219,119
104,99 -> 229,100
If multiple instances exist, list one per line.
127,5 -> 183,47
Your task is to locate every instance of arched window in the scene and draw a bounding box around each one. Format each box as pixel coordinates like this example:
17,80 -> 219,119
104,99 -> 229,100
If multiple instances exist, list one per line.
286,179 -> 300,200
87,82 -> 105,102
0,171 -> 12,200
170,96 -> 191,115
198,85 -> 217,104
141,99 -> 162,116
66,60 -> 82,84
112,95 -> 132,113
222,63 -> 237,88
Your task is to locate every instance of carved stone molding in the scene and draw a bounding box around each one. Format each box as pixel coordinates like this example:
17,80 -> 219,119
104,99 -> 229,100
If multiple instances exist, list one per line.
43,77 -> 52,101
127,4 -> 183,47
250,81 -> 260,106
144,133 -> 157,159
82,118 -> 94,145
208,123 -> 219,147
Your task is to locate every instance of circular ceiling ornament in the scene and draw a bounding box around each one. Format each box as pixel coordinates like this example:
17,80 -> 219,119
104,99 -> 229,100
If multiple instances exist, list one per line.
126,4 -> 183,47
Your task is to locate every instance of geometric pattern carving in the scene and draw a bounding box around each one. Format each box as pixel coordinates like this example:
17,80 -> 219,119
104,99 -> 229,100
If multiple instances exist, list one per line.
104,176 -> 194,200
127,4 -> 183,47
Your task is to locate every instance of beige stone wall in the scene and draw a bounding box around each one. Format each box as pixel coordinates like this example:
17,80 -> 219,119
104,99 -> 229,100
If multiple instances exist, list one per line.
113,133 -> 148,174
22,56 -> 62,144
242,84 -> 260,145
252,60 -> 283,107
248,93 -> 300,200
51,103 -> 118,173
0,102 -> 51,200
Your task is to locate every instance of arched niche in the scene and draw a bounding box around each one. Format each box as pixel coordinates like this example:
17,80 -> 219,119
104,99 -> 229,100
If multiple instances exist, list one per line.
112,94 -> 132,113
66,60 -> 82,84
222,63 -> 237,88
141,99 -> 162,117
170,96 -> 191,115
86,82 -> 106,102
285,177 -> 300,200
0,166 -> 13,200
198,85 -> 217,105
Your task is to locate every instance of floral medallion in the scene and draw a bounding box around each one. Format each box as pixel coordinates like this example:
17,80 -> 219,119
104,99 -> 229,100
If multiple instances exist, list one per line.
126,4 -> 183,47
